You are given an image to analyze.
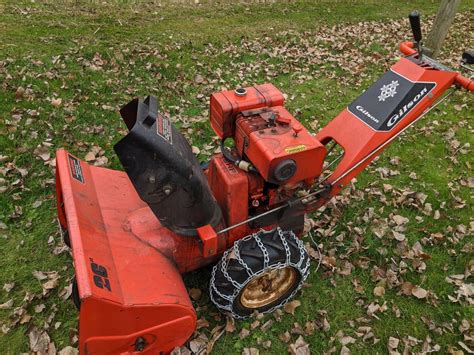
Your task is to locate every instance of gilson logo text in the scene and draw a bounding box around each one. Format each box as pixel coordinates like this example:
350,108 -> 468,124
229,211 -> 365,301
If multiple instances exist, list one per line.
387,86 -> 429,127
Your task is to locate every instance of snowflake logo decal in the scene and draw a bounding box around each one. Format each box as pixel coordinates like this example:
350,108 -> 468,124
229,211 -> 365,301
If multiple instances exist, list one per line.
378,80 -> 399,101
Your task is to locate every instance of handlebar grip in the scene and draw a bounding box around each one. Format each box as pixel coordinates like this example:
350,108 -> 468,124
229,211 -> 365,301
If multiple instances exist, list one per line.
409,11 -> 422,42
400,41 -> 416,56
455,74 -> 474,91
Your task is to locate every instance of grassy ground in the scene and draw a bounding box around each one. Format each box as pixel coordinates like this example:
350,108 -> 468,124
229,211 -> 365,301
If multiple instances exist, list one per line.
1,0 -> 473,353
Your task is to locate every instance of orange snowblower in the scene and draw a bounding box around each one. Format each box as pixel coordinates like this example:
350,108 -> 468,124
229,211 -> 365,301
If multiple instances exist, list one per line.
55,12 -> 473,354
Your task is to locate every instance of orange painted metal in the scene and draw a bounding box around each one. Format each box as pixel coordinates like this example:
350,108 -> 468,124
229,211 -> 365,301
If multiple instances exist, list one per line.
56,150 -> 197,354
197,224 -> 218,257
400,41 -> 473,91
234,105 -> 326,186
210,83 -> 285,139
207,154 -> 252,243
313,57 -> 459,209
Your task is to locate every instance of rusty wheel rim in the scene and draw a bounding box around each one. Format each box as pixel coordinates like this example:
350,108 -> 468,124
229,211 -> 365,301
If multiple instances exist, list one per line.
240,267 -> 297,309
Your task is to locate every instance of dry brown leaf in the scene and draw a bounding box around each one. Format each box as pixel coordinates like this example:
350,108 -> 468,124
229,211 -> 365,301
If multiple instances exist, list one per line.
20,314 -> 32,324
261,319 -> 274,332
373,286 -> 385,297
242,348 -> 259,355
170,346 -> 191,355
392,231 -> 405,242
0,299 -> 13,310
262,340 -> 272,349
284,300 -> 301,315
59,284 -> 73,300
35,304 -> 46,313
192,146 -> 200,155
188,288 -> 202,301
28,327 -> 50,353
206,325 -> 225,354
288,335 -> 310,355
34,146 -> 51,161
225,316 -> 235,332
340,335 -> 356,346
400,281 -> 414,296
51,98 -> 62,107
195,317 -> 209,329
276,331 -> 290,345
58,346 -> 79,355
188,333 -> 208,353
32,270 -> 48,281
239,328 -> 250,340
411,286 -> 428,299
392,215 -> 409,225
84,151 -> 96,162
388,336 -> 399,349
250,319 -> 260,330
194,75 -> 204,84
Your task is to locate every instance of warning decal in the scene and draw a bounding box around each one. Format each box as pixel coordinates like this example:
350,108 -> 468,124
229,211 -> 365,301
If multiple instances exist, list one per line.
156,113 -> 173,144
68,154 -> 85,183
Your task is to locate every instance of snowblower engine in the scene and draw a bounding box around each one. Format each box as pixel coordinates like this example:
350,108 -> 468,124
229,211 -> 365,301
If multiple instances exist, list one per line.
210,84 -> 326,185
206,84 -> 326,236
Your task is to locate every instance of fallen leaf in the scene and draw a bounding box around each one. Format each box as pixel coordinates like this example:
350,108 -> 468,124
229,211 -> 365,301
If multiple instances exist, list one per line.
51,98 -> 62,107
412,286 -> 428,299
225,316 -> 235,332
392,215 -> 409,225
261,319 -> 274,332
0,299 -> 14,310
242,348 -> 259,355
188,333 -> 208,353
284,300 -> 301,315
28,327 -> 50,353
340,335 -> 356,345
59,346 -> 79,355
373,286 -> 385,297
188,288 -> 202,301
279,331 -> 291,343
196,317 -> 209,329
3,283 -> 15,292
239,328 -> 250,340
84,151 -> 96,162
392,231 -> 405,242
388,336 -> 399,349
34,146 -> 51,161
288,335 -> 310,355
194,75 -> 204,84
35,304 -> 46,313
250,319 -> 260,330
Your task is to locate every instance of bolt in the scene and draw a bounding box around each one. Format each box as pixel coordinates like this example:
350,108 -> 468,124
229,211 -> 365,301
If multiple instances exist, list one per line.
134,337 -> 146,351
148,176 -> 156,183
163,184 -> 173,195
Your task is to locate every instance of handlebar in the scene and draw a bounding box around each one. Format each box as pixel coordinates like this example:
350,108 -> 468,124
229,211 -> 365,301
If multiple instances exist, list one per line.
400,41 -> 474,91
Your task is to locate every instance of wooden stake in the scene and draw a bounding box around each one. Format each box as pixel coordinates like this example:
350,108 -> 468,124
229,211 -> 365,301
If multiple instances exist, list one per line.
424,0 -> 461,58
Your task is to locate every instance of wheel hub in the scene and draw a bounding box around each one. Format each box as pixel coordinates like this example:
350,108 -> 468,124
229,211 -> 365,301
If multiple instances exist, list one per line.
240,267 -> 297,309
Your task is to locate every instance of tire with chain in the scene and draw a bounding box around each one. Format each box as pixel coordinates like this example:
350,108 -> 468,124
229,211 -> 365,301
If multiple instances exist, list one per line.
210,228 -> 310,318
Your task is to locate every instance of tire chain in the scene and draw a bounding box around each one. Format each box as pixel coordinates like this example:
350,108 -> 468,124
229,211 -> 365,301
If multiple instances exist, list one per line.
209,227 -> 310,319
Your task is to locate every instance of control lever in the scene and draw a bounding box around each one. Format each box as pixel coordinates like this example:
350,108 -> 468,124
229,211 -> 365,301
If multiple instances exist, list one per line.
408,11 -> 423,60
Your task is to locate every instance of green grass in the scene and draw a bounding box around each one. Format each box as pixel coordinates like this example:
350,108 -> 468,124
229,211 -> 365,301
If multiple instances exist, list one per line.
1,0 -> 473,353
